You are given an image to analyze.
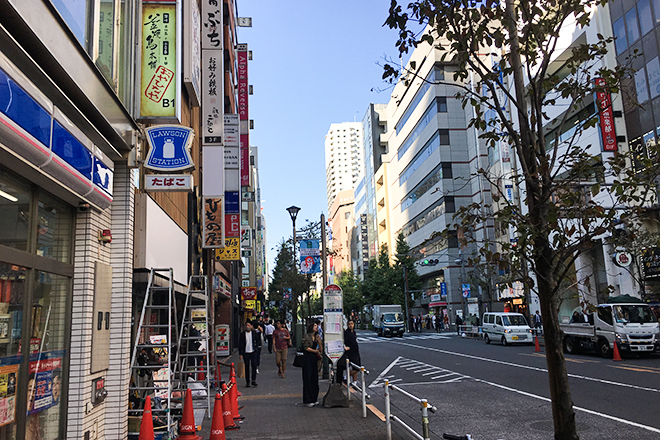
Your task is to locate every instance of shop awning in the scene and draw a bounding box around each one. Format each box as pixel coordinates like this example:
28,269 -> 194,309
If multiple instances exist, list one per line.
429,301 -> 447,307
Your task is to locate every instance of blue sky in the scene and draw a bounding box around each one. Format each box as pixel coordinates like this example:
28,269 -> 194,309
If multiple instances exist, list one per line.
236,1 -> 405,275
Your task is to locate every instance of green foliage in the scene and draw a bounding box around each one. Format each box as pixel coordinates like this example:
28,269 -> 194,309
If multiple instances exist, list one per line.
336,270 -> 365,315
362,245 -> 404,306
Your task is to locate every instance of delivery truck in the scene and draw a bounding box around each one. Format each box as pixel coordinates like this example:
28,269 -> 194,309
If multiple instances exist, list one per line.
560,298 -> 660,357
372,305 -> 405,337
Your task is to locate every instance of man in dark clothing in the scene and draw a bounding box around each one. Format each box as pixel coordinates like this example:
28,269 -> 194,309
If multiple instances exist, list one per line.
238,320 -> 262,387
455,314 -> 463,335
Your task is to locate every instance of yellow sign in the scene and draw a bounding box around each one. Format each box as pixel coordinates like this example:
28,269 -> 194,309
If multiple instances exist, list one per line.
140,3 -> 178,119
245,300 -> 256,310
215,238 -> 240,260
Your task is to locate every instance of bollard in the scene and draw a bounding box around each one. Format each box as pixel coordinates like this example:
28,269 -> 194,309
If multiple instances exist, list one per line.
360,366 -> 367,418
384,380 -> 391,440
421,399 -> 430,440
346,358 -> 351,401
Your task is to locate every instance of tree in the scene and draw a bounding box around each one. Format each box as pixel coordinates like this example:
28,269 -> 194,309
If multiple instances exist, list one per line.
269,239 -> 307,323
385,1 -> 659,439
336,270 -> 364,316
362,244 -> 408,307
393,232 -> 421,320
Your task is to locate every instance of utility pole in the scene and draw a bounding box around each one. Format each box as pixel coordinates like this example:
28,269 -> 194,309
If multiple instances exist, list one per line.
403,265 -> 411,332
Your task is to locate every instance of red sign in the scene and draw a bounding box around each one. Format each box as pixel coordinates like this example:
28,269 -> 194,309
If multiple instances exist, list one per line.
595,78 -> 617,152
225,213 -> 240,237
241,286 -> 256,300
238,45 -> 250,187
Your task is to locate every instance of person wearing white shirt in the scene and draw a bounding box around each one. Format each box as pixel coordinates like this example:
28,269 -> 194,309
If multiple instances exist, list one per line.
265,321 -> 275,354
239,321 -> 261,387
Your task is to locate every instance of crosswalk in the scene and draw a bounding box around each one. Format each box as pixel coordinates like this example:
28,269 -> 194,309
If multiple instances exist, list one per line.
357,333 -> 452,344
369,356 -> 471,388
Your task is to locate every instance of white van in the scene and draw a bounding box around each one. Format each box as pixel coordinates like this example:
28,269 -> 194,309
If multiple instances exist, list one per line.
482,312 -> 534,345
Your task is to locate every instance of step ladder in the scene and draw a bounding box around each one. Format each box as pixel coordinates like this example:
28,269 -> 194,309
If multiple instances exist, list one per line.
129,268 -> 180,437
174,275 -> 212,423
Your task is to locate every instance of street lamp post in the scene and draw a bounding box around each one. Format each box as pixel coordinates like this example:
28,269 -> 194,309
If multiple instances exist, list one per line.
287,206 -> 300,328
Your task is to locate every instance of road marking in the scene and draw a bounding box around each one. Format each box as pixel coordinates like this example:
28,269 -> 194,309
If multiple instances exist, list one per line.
476,377 -> 660,435
367,403 -> 386,421
369,356 -> 470,388
389,340 -> 660,394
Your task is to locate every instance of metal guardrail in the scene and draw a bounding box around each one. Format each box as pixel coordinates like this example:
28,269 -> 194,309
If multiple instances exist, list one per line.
384,379 -> 437,440
345,359 -> 370,418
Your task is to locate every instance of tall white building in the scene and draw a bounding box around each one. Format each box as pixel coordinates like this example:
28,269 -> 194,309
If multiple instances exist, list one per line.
325,122 -> 364,212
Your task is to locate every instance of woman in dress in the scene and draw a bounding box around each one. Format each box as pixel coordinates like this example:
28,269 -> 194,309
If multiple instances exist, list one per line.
337,319 -> 361,385
301,321 -> 321,406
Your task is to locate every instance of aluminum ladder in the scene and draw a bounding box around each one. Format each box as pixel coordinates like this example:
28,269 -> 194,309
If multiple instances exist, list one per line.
175,275 -> 211,422
128,268 -> 179,437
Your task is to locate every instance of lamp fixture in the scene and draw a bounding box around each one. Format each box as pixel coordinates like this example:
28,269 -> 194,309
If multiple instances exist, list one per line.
98,229 -> 112,244
0,189 -> 18,202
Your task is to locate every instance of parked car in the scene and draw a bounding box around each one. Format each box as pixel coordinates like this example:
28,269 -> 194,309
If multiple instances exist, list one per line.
482,312 -> 533,345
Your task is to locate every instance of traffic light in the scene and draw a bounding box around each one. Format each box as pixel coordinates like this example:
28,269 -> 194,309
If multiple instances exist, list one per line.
420,259 -> 439,266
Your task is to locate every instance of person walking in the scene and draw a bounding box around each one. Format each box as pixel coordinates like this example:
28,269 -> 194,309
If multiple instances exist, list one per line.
301,321 -> 321,406
265,320 -> 275,354
337,319 -> 361,386
273,320 -> 291,378
455,314 -> 463,335
533,310 -> 542,335
443,313 -> 449,331
238,320 -> 261,387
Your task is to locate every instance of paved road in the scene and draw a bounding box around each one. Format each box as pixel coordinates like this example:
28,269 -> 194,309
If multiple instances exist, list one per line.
358,330 -> 660,440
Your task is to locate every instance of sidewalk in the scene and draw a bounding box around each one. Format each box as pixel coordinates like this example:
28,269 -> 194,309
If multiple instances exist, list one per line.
200,348 -> 405,440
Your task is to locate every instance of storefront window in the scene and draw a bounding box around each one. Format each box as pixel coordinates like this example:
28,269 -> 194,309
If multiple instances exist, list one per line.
0,263 -> 25,440
26,271 -> 68,440
36,193 -> 74,264
0,170 -> 32,252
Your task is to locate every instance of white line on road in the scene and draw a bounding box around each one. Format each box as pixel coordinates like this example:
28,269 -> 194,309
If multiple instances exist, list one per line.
390,340 -> 660,394
476,377 -> 660,434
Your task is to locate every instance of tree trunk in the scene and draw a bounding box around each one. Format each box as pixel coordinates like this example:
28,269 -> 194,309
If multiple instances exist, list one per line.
536,239 -> 579,440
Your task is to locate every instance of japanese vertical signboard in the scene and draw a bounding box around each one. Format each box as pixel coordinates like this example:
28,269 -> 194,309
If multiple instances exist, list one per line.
237,44 -> 250,187
215,192 -> 241,260
183,0 -> 201,107
140,1 -> 180,122
323,284 -> 344,367
595,78 -> 618,152
203,197 -> 224,248
299,239 -> 321,274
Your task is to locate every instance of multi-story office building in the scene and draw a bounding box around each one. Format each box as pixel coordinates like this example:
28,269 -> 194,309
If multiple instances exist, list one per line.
325,122 -> 364,212
379,39 -> 494,322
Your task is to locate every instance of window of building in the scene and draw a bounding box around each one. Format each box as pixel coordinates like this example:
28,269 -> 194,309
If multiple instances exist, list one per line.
626,7 -> 641,44
647,57 -> 660,99
635,66 -> 649,103
654,0 -> 660,24
613,17 -> 628,54
638,0 -> 654,35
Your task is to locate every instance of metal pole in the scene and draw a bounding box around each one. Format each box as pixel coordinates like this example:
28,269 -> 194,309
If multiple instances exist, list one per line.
346,357 -> 350,400
384,380 -> 391,440
321,214 -> 329,379
403,265 -> 410,332
421,399 -> 430,440
361,366 -> 367,418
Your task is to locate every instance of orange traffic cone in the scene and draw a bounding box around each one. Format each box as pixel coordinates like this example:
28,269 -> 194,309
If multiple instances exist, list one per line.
197,356 -> 206,381
613,341 -> 623,361
221,382 -> 239,430
230,363 -> 241,397
138,395 -> 155,440
175,389 -> 201,440
534,335 -> 542,352
209,393 -> 226,440
229,368 -> 245,417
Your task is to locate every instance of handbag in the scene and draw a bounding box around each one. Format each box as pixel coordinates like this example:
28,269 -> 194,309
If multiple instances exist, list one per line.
236,361 -> 245,378
292,346 -> 305,368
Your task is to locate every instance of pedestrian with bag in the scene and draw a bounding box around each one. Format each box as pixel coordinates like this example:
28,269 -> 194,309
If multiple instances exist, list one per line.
273,320 -> 291,378
301,321 -> 321,407
238,320 -> 261,387
455,314 -> 463,335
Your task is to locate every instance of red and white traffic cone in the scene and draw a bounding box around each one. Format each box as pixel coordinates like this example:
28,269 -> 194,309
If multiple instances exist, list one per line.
209,392 -> 226,440
230,363 -> 241,397
221,382 -> 239,430
613,341 -> 623,361
138,395 -> 155,440
229,368 -> 245,417
174,389 -> 201,440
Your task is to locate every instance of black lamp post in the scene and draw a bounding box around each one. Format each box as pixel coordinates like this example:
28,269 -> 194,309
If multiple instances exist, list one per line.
286,206 -> 300,324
